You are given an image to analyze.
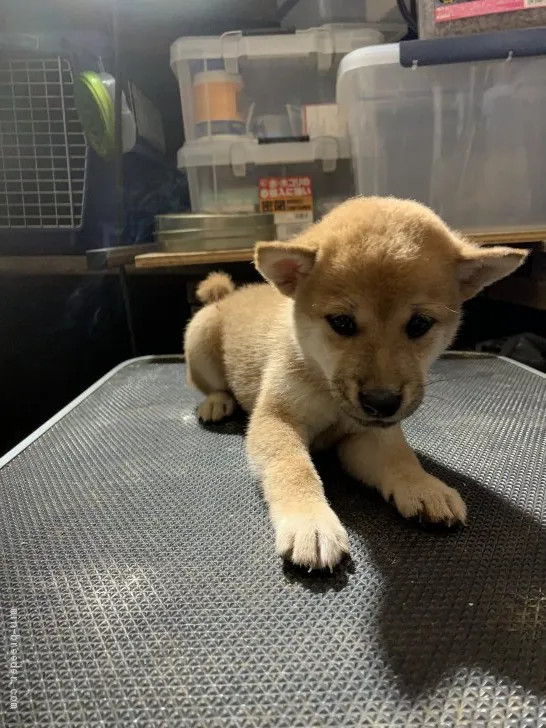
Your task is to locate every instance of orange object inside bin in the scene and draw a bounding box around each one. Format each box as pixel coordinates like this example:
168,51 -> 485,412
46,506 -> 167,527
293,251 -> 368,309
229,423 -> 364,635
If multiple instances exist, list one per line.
193,71 -> 243,124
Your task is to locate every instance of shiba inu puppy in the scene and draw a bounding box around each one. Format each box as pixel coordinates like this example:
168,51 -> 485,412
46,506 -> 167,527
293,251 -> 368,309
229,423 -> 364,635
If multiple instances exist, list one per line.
184,197 -> 526,570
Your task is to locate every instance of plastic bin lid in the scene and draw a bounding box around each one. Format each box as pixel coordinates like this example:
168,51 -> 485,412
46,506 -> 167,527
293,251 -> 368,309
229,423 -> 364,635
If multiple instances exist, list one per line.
171,26 -> 384,66
336,43 -> 400,112
178,137 -> 350,171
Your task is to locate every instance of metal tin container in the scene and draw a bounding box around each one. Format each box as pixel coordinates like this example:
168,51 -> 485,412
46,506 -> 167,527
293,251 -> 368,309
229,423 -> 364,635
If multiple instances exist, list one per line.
157,225 -> 274,253
157,226 -> 274,242
156,212 -> 274,233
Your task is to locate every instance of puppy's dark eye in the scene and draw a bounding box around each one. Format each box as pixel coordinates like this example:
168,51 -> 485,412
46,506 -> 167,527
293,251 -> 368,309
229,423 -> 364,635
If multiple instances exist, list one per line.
406,313 -> 435,339
326,314 -> 358,337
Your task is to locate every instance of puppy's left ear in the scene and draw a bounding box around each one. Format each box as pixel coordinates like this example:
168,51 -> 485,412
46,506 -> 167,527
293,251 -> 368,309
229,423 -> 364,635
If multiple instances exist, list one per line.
255,241 -> 317,298
457,244 -> 528,301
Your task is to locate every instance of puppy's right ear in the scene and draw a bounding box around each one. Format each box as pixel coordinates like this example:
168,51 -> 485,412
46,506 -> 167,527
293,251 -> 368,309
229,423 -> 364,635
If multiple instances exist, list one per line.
255,241 -> 317,297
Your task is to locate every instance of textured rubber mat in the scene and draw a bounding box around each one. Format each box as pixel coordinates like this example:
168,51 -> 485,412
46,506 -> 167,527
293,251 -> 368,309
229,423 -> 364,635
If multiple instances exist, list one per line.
1,355 -> 546,726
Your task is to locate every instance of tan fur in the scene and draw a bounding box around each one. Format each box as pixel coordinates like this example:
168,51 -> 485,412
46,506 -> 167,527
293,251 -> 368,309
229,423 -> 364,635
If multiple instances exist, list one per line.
184,197 -> 527,570
196,271 -> 235,304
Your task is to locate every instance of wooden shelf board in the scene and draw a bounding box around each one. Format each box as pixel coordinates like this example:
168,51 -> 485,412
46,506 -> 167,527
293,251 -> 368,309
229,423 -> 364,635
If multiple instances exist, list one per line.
135,248 -> 255,269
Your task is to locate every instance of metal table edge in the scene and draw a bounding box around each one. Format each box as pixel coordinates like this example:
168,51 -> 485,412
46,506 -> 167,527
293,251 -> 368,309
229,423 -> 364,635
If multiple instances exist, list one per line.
0,355 -> 185,470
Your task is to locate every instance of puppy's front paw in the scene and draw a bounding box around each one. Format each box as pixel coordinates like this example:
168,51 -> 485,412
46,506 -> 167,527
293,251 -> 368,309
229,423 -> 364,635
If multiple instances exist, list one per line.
273,502 -> 350,571
198,392 -> 235,422
384,475 -> 467,526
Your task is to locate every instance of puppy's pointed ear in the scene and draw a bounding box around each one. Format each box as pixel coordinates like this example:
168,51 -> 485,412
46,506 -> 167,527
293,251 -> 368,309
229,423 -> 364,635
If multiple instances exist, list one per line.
255,241 -> 317,297
457,244 -> 528,301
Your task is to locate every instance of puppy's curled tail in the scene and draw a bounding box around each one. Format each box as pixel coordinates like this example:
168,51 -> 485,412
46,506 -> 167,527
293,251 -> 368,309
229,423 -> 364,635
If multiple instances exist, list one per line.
196,272 -> 235,304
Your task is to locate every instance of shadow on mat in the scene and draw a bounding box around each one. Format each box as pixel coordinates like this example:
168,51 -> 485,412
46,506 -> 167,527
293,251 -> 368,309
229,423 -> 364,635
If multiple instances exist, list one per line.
198,414 -> 546,698
316,452 -> 546,701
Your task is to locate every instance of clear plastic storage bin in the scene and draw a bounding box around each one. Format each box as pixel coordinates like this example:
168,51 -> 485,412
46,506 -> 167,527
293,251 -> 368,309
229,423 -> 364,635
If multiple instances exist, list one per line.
172,26 -> 385,237
337,42 -> 546,235
180,138 -> 353,239
171,27 -> 383,145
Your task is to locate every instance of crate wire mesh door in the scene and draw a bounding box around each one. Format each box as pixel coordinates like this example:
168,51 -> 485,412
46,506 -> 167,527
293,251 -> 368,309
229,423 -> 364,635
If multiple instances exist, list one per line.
0,56 -> 87,230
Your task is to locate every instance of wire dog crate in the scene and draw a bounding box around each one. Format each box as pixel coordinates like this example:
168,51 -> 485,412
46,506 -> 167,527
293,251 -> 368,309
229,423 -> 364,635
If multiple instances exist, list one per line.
0,32 -> 183,254
0,56 -> 87,231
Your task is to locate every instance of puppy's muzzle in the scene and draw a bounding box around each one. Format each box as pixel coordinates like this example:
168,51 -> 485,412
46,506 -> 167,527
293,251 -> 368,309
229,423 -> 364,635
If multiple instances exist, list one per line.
358,389 -> 402,419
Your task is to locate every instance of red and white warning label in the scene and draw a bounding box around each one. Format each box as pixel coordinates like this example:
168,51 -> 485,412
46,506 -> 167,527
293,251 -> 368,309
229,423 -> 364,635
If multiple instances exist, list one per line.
259,176 -> 313,222
435,0 -> 546,23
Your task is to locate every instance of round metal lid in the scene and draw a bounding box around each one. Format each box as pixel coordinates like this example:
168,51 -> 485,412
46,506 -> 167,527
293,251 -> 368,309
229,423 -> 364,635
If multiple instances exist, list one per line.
156,212 -> 274,233
157,225 -> 273,241
158,227 -> 274,253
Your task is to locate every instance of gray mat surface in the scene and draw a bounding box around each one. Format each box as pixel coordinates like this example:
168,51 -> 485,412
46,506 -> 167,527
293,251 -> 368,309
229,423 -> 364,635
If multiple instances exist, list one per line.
1,355 -> 546,726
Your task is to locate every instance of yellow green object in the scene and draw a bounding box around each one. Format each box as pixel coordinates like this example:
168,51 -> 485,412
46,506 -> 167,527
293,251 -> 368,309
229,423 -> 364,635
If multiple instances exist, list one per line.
74,71 -> 115,159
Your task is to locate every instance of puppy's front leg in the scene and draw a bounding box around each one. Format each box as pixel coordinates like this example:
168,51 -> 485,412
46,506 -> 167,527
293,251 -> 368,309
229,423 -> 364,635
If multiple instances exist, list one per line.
247,407 -> 349,570
338,426 -> 467,525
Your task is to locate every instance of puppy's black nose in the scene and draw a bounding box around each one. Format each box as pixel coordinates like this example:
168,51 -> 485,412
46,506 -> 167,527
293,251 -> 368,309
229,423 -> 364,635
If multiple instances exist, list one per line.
359,390 -> 402,418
